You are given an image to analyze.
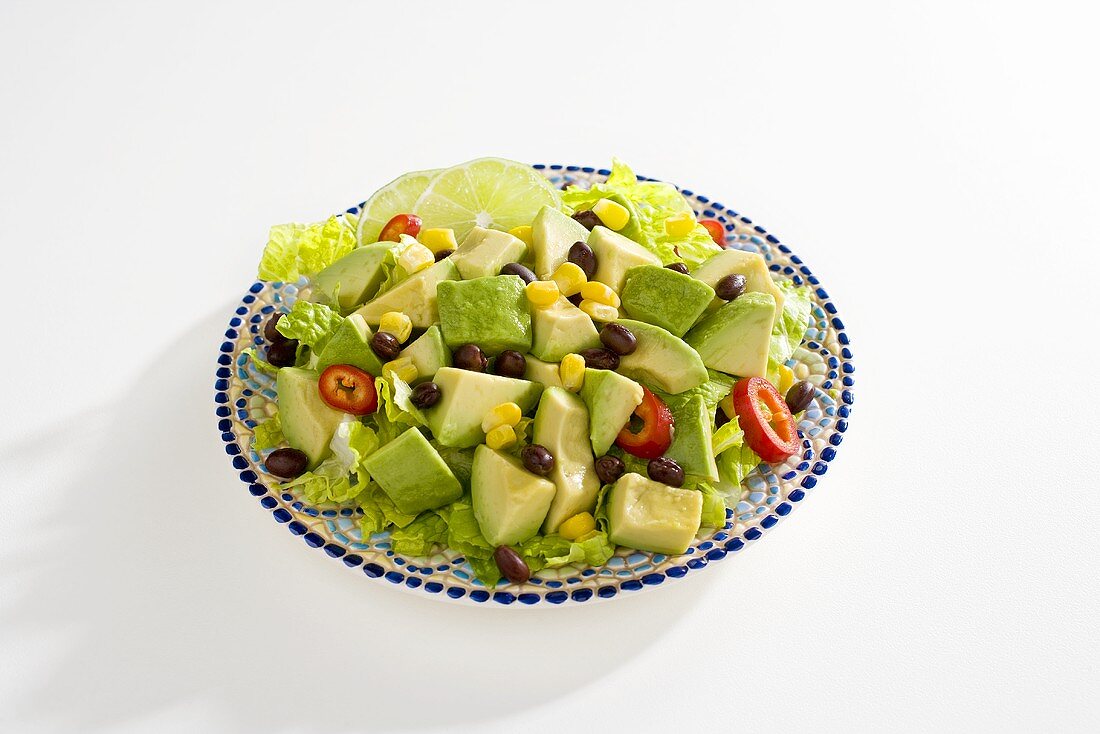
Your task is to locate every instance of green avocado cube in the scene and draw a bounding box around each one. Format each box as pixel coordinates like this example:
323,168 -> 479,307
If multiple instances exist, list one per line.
355,257 -> 459,329
620,266 -> 716,337
606,472 -> 703,555
690,249 -> 785,326
579,368 -> 644,456
615,319 -> 708,394
276,367 -> 345,468
523,354 -> 563,388
450,227 -> 528,280
663,395 -> 719,481
399,325 -> 451,382
531,205 -> 591,279
425,367 -> 544,448
472,446 -> 557,546
533,387 -> 601,533
530,296 -> 601,362
361,427 -> 463,515
312,242 -> 396,312
315,313 -> 385,376
587,226 -> 661,292
684,292 -> 776,378
437,275 -> 532,356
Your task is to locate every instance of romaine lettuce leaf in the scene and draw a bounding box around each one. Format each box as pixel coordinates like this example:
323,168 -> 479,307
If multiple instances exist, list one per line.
769,281 -> 813,366
242,347 -> 280,376
378,374 -> 428,427
715,442 -> 761,491
257,214 -> 358,283
390,512 -> 449,556
358,482 -> 418,535
544,531 -> 615,568
372,234 -> 418,297
283,458 -> 359,505
439,498 -> 501,587
654,369 -> 735,414
275,300 -> 343,350
329,417 -> 379,476
711,419 -> 745,456
252,412 -> 284,451
698,483 -> 728,528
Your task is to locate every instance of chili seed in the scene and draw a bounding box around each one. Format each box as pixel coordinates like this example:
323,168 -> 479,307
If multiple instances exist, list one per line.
265,447 -> 309,479
567,241 -> 597,279
520,444 -> 555,476
500,262 -> 537,284
410,381 -> 441,409
580,347 -> 620,370
665,262 -> 689,274
572,210 -> 603,230
370,331 -> 402,361
715,273 -> 747,301
453,344 -> 488,372
493,350 -> 527,379
493,545 -> 531,584
647,457 -> 684,487
599,323 -> 637,356
595,455 -> 626,485
786,380 -> 815,414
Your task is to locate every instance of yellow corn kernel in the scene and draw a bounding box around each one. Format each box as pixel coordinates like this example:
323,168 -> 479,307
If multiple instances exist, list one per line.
382,357 -> 419,384
485,423 -> 517,450
664,211 -> 695,238
508,225 -> 534,246
558,512 -> 596,540
397,241 -> 435,274
559,353 -> 586,392
592,198 -> 630,231
580,281 -> 620,308
379,311 -> 413,343
418,227 -> 457,254
579,299 -> 619,323
525,279 -> 560,307
776,364 -> 795,394
551,262 -> 587,297
481,401 -> 522,433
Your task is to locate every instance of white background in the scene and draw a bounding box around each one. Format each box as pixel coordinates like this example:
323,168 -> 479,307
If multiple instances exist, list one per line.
2,1 -> 1098,732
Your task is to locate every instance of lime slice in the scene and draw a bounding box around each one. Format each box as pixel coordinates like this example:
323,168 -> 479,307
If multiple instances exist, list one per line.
356,168 -> 441,245
413,158 -> 562,242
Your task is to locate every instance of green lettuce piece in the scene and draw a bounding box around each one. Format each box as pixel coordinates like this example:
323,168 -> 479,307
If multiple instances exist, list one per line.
516,534 -> 572,573
252,412 -> 284,451
378,374 -> 428,428
358,482 -> 418,535
390,512 -> 449,556
257,214 -> 358,283
330,418 -> 379,476
715,443 -> 761,493
593,483 -> 614,532
711,420 -> 745,456
655,369 -> 735,414
439,497 -> 501,587
562,158 -> 722,267
432,443 -> 475,490
283,458 -> 358,505
698,483 -> 728,528
544,531 -> 615,568
372,235 -> 418,297
242,347 -> 280,376
275,300 -> 344,350
769,281 -> 813,367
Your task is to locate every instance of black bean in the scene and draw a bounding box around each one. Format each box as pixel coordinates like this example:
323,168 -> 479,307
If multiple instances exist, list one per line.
665,262 -> 689,275
580,347 -> 620,370
786,380 -> 815,414
500,262 -> 537,284
647,457 -> 684,487
520,444 -> 555,476
265,447 -> 309,479
453,344 -> 488,372
434,248 -> 454,261
595,455 -> 625,485
494,545 -> 531,584
572,210 -> 603,230
567,293 -> 584,307
266,338 -> 299,367
410,381 -> 441,409
264,313 -> 288,343
567,241 -> 597,279
715,273 -> 747,301
715,406 -> 731,428
599,323 -> 637,356
370,331 -> 402,361
493,350 -> 527,379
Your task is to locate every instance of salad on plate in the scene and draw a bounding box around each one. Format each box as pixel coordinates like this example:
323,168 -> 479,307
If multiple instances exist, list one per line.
247,157 -> 814,587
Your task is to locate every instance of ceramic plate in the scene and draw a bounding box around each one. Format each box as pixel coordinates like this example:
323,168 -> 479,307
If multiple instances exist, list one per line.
214,164 -> 855,606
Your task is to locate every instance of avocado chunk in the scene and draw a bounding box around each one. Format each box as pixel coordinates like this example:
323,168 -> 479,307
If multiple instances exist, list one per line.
684,292 -> 776,378
312,242 -> 395,312
355,257 -> 459,328
399,325 -> 451,382
663,395 -> 719,480
530,296 -> 601,362
531,205 -> 591,279
523,354 -> 563,388
614,319 -> 708,394
587,226 -> 661,292
437,275 -> 532,356
276,367 -> 345,468
450,227 -> 528,280
425,367 -> 544,448
579,368 -> 644,456
606,473 -> 703,555
690,249 -> 785,326
620,265 -> 716,337
315,313 -> 385,376
361,427 -> 463,515
533,387 -> 601,533
471,446 -> 557,545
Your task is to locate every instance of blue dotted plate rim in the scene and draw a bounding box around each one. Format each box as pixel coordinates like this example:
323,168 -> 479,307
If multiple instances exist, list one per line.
213,163 -> 855,606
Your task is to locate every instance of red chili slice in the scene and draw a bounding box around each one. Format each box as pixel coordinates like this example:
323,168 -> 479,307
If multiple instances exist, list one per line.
731,377 -> 800,462
318,364 -> 378,415
698,218 -> 726,248
378,213 -> 422,242
615,386 -> 674,459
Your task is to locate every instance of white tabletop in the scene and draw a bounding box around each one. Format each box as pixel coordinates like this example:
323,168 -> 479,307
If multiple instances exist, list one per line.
2,1 -> 1098,732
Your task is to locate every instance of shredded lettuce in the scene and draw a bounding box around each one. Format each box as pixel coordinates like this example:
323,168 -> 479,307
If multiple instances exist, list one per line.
544,532 -> 616,568
655,369 -> 735,414
373,235 -> 418,297
711,420 -> 745,456
698,483 -> 728,528
438,498 -> 501,587
329,417 -> 379,476
562,158 -> 722,267
257,214 -> 358,283
283,458 -> 358,505
275,300 -> 344,350
390,512 -> 449,556
769,281 -> 813,367
242,347 -> 280,376
378,374 -> 428,427
358,482 -> 419,535
252,412 -> 284,451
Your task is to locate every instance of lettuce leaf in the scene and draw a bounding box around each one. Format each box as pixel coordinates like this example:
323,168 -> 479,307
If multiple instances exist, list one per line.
698,483 -> 728,528
438,497 -> 501,587
373,235 -> 419,297
769,281 -> 813,366
715,442 -> 761,492
257,214 -> 358,283
283,458 -> 358,505
654,369 -> 735,414
252,412 -> 284,451
358,482 -> 418,535
275,300 -> 343,350
390,512 -> 449,556
242,347 -> 280,376
562,158 -> 722,267
329,417 -> 379,476
379,374 -> 428,427
432,443 -> 475,491
711,420 -> 746,456
544,532 -> 615,568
